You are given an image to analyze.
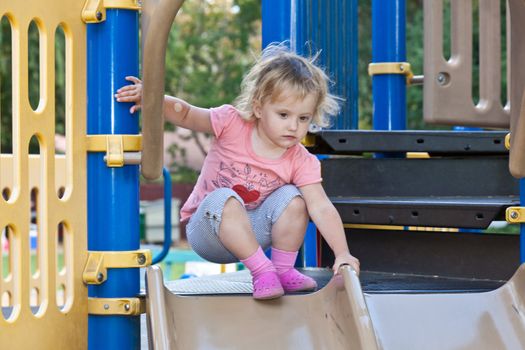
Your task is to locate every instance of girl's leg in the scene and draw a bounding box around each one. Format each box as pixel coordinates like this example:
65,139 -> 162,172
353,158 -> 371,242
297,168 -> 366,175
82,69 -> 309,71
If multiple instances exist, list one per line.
187,189 -> 283,299
220,197 -> 284,300
218,197 -> 260,259
270,196 -> 309,252
186,188 -> 246,264
270,195 -> 317,292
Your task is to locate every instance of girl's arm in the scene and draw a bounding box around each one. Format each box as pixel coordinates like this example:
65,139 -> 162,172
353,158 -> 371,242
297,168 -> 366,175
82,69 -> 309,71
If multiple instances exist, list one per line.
115,76 -> 213,134
299,183 -> 360,275
163,96 -> 213,134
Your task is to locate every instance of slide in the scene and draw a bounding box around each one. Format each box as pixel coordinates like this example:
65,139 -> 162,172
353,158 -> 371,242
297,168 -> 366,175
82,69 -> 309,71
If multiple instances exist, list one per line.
145,265 -> 525,350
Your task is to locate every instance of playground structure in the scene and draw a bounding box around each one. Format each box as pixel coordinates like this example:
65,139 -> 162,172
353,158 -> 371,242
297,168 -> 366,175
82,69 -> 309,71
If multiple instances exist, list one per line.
2,0 -> 525,349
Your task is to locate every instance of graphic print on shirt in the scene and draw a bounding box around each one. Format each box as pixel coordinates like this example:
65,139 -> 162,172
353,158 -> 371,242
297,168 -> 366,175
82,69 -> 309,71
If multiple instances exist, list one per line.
212,162 -> 283,206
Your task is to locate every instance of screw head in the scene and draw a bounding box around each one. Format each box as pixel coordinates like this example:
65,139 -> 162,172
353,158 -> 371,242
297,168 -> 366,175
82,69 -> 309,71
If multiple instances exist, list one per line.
511,211 -> 519,220
96,11 -> 103,21
103,304 -> 109,310
436,72 -> 449,85
124,304 -> 130,311
97,273 -> 104,282
399,64 -> 405,71
137,254 -> 146,265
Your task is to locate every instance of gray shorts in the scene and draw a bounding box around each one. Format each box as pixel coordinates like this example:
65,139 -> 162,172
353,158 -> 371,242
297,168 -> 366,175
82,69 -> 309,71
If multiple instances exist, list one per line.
186,185 -> 302,263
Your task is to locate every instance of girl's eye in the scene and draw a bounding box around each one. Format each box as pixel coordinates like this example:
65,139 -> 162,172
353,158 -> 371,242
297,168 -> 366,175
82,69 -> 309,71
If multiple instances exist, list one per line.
300,116 -> 312,122
279,113 -> 287,118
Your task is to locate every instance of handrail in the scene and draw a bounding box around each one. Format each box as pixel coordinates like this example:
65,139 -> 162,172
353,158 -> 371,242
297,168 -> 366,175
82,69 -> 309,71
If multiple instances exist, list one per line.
509,0 -> 525,178
141,0 -> 185,180
152,168 -> 172,264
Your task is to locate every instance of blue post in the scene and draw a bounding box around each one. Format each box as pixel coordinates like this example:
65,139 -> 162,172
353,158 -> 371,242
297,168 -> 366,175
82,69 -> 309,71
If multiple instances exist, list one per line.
262,0 -> 291,47
371,0 -> 407,131
87,9 -> 140,350
295,0 -> 359,130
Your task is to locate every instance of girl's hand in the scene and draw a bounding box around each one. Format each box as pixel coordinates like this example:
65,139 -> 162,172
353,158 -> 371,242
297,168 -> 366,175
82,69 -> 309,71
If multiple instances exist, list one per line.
115,76 -> 142,113
332,252 -> 360,276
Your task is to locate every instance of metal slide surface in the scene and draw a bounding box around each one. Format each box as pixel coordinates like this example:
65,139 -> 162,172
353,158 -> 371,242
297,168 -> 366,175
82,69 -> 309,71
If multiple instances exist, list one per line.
146,265 -> 525,350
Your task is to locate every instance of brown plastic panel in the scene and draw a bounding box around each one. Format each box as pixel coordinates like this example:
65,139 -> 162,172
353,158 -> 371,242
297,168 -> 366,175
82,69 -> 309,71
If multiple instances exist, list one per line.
509,0 -> 525,178
423,0 -> 510,128
140,0 -> 185,180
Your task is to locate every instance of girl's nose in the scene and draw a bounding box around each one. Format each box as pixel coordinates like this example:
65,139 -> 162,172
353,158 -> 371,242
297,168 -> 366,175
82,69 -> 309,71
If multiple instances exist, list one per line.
288,119 -> 298,131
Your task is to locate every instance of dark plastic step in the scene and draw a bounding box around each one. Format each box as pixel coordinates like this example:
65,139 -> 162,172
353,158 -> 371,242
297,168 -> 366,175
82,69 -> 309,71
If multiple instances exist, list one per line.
331,195 -> 518,228
308,130 -> 509,155
322,157 -> 518,228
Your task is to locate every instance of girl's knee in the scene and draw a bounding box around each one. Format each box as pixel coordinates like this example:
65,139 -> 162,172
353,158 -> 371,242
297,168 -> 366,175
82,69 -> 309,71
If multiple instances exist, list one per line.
202,188 -> 244,216
222,196 -> 245,216
285,196 -> 307,216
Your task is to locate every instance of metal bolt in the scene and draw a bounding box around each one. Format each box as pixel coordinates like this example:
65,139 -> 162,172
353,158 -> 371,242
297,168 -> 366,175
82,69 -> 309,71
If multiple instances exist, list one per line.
137,254 -> 146,265
511,211 -> 519,220
103,304 -> 109,310
437,72 -> 448,85
96,11 -> 103,21
399,64 -> 405,71
124,304 -> 130,311
97,273 -> 104,282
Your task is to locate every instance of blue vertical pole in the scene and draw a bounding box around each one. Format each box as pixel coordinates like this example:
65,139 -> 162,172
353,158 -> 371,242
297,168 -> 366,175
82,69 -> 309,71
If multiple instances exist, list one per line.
87,9 -> 140,350
372,0 -> 406,131
296,0 -> 359,129
262,0 -> 291,47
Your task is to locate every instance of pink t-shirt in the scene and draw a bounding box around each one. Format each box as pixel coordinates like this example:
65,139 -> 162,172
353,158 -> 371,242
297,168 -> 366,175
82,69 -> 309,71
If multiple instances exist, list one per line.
180,104 -> 322,222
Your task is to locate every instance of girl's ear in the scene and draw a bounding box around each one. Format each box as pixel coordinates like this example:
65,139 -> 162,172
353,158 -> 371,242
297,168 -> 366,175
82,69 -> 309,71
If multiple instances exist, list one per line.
253,101 -> 262,119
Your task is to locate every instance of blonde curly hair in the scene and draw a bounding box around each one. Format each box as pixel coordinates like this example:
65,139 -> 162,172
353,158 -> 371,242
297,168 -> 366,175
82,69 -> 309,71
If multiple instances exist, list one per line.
234,43 -> 341,128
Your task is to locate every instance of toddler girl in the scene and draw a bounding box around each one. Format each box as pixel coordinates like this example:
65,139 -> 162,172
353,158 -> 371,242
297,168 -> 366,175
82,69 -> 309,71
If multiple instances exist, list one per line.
115,44 -> 360,300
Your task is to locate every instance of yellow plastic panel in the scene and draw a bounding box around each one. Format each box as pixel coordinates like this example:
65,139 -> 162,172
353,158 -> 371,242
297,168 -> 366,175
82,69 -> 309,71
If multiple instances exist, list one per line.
0,0 -> 87,347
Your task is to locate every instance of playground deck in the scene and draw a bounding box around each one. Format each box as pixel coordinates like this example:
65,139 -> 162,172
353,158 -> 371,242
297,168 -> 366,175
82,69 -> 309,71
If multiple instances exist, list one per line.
160,268 -> 504,296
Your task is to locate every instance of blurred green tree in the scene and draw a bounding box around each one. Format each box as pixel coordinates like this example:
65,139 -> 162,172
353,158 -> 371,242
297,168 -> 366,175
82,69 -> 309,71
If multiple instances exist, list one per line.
0,16 -> 13,154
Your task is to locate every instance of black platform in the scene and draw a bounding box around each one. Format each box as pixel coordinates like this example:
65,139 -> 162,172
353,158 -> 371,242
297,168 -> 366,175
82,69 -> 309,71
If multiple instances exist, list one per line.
308,130 -> 509,155
158,267 -> 506,299
299,268 -> 505,294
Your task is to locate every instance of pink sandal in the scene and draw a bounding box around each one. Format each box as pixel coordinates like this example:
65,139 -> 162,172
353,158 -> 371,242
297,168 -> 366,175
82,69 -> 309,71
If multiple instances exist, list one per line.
252,271 -> 284,300
278,269 -> 317,292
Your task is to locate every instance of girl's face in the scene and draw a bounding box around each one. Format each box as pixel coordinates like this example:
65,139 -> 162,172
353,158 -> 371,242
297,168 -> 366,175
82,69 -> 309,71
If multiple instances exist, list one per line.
253,91 -> 317,152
